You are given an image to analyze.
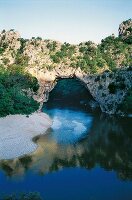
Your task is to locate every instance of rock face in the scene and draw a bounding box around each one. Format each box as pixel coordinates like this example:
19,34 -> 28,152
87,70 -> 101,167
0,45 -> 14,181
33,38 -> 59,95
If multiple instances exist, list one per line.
0,30 -> 20,50
0,30 -> 21,65
0,20 -> 132,115
29,66 -> 132,115
119,19 -> 132,40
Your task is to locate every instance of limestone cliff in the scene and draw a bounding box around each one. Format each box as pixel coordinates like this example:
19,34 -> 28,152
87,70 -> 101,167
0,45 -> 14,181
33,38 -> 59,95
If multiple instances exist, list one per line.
119,19 -> 132,42
30,66 -> 132,115
0,20 -> 132,115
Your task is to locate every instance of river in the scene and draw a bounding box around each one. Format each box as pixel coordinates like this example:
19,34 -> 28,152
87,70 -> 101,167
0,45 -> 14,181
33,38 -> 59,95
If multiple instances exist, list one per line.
0,78 -> 132,200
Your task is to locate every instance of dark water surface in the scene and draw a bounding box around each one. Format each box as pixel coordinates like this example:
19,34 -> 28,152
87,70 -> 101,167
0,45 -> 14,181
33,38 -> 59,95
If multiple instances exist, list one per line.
0,78 -> 132,200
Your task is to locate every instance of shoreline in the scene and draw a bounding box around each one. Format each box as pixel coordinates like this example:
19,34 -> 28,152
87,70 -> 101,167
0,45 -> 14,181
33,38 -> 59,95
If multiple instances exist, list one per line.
0,112 -> 52,160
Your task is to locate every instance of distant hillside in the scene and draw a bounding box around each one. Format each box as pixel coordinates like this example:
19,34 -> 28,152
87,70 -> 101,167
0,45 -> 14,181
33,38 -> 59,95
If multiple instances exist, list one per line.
0,19 -> 132,74
0,19 -> 131,116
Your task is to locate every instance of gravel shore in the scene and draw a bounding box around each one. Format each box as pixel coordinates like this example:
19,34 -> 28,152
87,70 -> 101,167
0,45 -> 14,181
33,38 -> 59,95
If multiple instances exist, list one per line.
0,112 -> 52,160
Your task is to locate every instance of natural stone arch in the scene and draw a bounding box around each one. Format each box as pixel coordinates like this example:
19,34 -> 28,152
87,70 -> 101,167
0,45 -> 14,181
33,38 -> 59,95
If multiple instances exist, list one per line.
29,66 -> 132,115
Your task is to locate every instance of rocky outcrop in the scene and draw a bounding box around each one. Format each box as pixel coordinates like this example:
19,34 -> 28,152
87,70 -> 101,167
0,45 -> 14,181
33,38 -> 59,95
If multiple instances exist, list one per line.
0,20 -> 131,115
0,30 -> 21,65
29,66 -> 132,115
83,69 -> 132,114
0,30 -> 20,50
119,19 -> 132,41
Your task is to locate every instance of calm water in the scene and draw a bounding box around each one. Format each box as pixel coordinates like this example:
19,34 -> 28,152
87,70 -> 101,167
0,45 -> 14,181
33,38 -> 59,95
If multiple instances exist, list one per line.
0,78 -> 132,200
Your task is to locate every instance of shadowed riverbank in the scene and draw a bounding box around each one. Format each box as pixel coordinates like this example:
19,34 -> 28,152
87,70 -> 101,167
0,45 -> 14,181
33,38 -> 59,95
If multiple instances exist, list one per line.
0,78 -> 132,200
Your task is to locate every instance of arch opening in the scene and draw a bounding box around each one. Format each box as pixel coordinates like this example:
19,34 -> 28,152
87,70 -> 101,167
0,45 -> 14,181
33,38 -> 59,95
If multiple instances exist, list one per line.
42,78 -> 100,145
43,78 -> 100,113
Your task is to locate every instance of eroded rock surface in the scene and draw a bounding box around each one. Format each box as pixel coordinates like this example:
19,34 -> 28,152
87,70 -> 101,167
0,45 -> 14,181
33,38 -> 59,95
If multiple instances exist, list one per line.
30,67 -> 132,115
0,19 -> 131,115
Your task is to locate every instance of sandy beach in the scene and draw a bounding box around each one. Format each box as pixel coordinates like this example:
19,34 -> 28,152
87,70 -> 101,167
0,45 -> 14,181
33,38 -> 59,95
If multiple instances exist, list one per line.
0,112 -> 52,160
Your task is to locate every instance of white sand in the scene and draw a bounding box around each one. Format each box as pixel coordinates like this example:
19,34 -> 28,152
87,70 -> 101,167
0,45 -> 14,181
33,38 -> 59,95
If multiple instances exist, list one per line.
0,112 -> 52,160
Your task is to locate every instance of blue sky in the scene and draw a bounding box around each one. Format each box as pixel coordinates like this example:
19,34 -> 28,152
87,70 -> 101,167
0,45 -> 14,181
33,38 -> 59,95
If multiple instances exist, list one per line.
0,0 -> 132,44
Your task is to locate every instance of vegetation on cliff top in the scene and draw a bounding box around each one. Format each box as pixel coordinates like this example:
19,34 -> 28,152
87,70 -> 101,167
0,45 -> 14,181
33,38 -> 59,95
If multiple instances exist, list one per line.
45,34 -> 132,73
0,19 -> 132,74
0,19 -> 131,116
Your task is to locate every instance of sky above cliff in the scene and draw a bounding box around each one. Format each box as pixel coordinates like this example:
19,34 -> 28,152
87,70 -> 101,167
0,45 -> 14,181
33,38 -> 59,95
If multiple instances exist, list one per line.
0,0 -> 132,44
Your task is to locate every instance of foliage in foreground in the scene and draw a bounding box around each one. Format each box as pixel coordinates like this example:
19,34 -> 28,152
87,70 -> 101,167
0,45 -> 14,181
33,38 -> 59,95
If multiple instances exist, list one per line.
0,64 -> 39,117
2,192 -> 42,200
119,89 -> 132,114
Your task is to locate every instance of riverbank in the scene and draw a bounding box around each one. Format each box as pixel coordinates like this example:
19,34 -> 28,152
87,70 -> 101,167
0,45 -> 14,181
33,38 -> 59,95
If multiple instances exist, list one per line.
0,112 -> 52,160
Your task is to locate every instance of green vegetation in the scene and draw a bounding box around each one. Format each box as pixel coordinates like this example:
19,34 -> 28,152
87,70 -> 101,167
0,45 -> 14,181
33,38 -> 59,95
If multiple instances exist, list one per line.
124,35 -> 132,44
108,81 -> 126,94
49,32 -> 132,74
1,19 -> 131,75
0,64 -> 39,117
2,192 -> 42,200
0,42 -> 8,53
17,38 -> 29,54
99,35 -> 132,69
50,42 -> 76,63
46,41 -> 57,51
119,19 -> 132,44
0,47 -> 5,54
0,19 -> 131,115
108,82 -> 117,94
119,89 -> 132,114
15,54 -> 29,66
76,42 -> 102,73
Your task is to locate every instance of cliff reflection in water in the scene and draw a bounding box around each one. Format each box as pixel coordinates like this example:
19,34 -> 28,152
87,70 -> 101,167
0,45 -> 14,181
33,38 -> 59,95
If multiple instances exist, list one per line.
1,114 -> 132,181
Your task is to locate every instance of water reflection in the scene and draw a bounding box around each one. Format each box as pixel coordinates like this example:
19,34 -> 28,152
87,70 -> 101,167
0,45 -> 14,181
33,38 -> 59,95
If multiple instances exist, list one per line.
0,114 -> 132,181
0,78 -> 132,183
47,108 -> 93,144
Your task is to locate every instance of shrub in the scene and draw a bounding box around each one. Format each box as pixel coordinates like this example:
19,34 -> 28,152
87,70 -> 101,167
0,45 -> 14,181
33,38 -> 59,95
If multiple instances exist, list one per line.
36,37 -> 42,40
46,41 -> 57,51
2,192 -> 42,200
2,42 -> 8,50
108,82 -> 117,94
0,47 -> 4,54
2,58 -> 10,65
1,29 -> 6,33
118,82 -> 126,90
119,89 -> 132,113
98,85 -> 103,90
127,66 -> 132,71
15,54 -> 29,66
101,74 -> 106,79
95,76 -> 100,82
0,65 -> 39,117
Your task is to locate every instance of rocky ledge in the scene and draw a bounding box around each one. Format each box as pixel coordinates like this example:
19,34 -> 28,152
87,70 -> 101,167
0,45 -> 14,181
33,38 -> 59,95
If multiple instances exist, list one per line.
0,19 -> 132,116
30,66 -> 132,115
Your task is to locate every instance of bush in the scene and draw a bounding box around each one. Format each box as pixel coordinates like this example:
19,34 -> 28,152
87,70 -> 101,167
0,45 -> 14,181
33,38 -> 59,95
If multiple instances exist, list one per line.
95,76 -> 100,82
36,37 -> 42,40
108,82 -> 117,94
127,66 -> 132,71
2,192 -> 42,200
0,65 -> 39,117
46,41 -> 57,51
2,57 -> 10,65
98,85 -> 103,90
119,90 -> 132,114
0,47 -> 4,54
15,54 -> 29,66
